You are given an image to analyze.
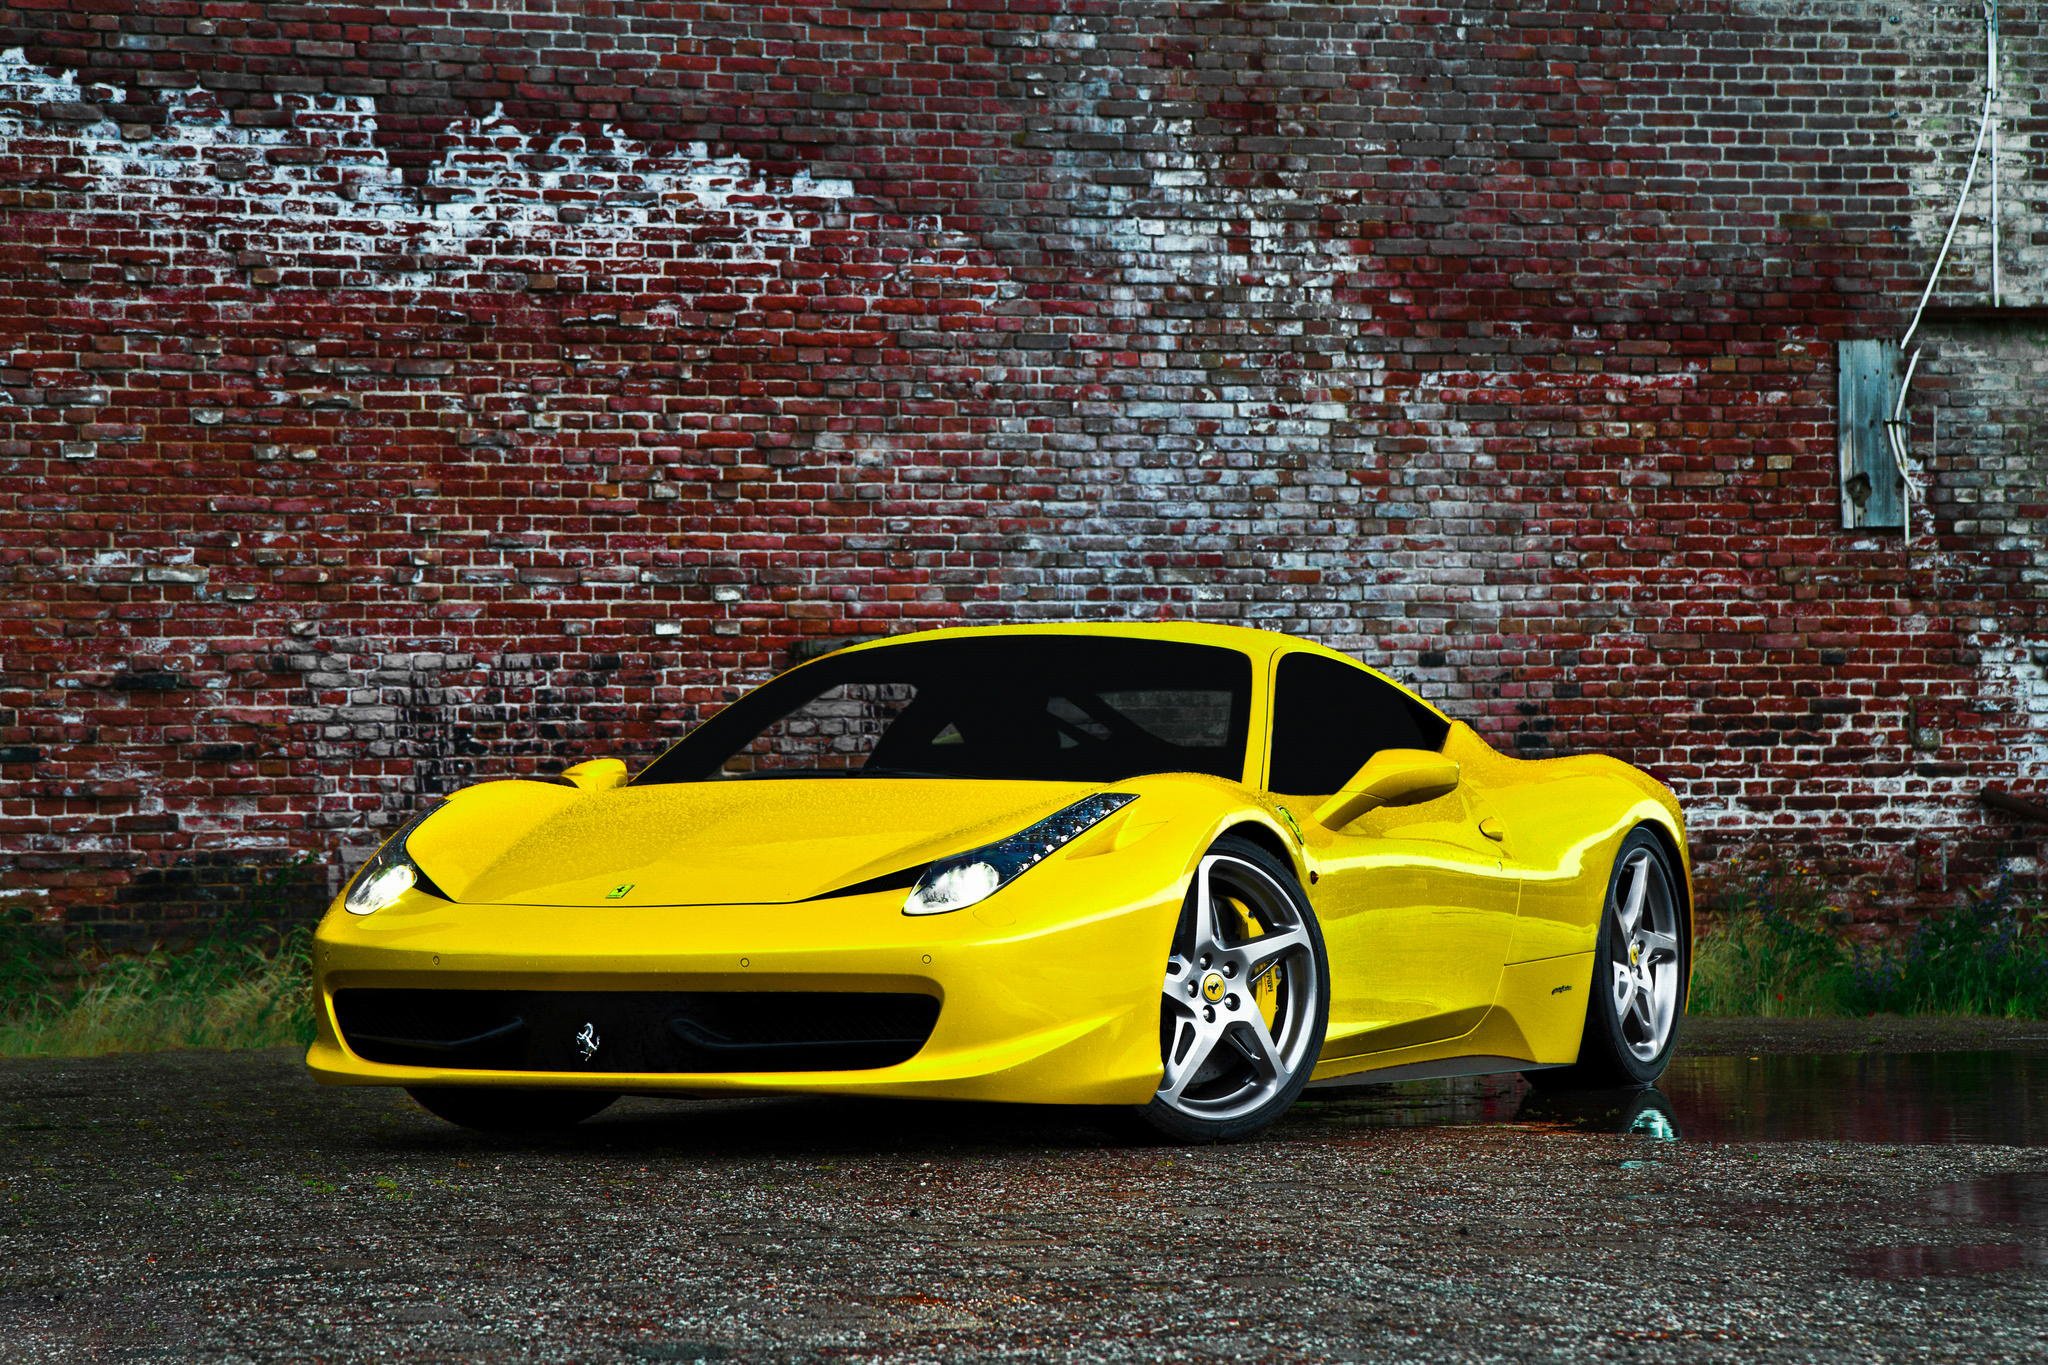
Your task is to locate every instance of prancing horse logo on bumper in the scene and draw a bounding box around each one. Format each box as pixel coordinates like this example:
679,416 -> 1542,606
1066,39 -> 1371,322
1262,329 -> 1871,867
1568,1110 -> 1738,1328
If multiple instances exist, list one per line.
573,1022 -> 601,1063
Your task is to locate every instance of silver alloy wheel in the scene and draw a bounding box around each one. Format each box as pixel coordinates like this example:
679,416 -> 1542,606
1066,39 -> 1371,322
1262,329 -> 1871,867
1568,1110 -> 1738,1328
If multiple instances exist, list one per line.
1610,847 -> 1682,1062
1156,854 -> 1322,1122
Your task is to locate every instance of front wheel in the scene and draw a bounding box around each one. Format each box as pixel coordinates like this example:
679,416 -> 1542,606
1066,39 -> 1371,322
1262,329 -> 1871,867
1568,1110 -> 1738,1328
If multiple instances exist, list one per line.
406,1086 -> 616,1133
1134,835 -> 1330,1143
1531,827 -> 1688,1089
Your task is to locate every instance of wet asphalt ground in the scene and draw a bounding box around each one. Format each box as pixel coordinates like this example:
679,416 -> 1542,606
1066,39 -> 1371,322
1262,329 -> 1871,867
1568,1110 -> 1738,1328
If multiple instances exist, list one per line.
3,1020 -> 2047,1362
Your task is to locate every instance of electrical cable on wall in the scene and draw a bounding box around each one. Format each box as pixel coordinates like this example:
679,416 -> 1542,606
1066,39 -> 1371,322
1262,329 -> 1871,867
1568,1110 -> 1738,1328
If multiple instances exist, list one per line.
1888,0 -> 2003,548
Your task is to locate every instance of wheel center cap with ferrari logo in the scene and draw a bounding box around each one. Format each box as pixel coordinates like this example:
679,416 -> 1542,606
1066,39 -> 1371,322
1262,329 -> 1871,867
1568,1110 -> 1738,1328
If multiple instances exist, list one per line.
1628,941 -> 1641,966
1202,971 -> 1227,1003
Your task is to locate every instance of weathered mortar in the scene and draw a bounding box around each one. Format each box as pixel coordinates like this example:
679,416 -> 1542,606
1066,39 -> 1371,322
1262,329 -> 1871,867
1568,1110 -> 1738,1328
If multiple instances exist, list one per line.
0,1 -> 2041,933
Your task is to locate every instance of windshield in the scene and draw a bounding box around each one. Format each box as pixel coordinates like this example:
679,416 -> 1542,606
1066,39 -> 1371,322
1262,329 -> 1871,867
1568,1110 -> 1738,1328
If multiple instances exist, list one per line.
636,636 -> 1253,784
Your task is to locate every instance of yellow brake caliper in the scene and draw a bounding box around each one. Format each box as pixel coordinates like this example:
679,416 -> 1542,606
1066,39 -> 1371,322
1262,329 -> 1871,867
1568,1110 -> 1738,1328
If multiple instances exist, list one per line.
1225,894 -> 1282,1031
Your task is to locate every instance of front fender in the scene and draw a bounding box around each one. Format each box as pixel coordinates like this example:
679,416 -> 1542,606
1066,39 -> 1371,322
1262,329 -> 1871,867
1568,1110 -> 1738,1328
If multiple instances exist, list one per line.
1102,772 -> 1309,889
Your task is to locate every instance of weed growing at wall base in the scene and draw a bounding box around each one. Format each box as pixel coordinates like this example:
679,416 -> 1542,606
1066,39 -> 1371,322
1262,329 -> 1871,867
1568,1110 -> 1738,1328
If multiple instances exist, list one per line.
5,857 -> 2042,1056
0,859 -> 319,1057
1690,861 -> 2048,1019
0,924 -> 314,1056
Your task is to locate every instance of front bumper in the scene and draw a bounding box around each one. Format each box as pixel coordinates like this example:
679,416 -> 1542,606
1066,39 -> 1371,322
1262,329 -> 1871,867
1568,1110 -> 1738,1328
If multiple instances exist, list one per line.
306,873 -> 1182,1106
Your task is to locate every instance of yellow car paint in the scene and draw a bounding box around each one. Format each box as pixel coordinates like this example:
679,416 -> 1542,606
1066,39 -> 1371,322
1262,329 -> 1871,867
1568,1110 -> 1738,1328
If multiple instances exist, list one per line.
407,777 -> 1108,908
308,621 -> 1691,1104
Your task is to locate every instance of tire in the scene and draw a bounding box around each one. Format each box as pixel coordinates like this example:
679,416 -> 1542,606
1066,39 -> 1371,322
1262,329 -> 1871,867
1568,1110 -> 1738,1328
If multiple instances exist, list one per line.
1530,827 -> 1688,1089
1516,1085 -> 1680,1141
1133,834 -> 1330,1143
406,1086 -> 617,1133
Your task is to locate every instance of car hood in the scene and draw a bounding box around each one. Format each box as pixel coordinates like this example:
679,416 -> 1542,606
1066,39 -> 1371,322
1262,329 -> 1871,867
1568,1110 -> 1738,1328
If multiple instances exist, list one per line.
403,777 -> 1102,907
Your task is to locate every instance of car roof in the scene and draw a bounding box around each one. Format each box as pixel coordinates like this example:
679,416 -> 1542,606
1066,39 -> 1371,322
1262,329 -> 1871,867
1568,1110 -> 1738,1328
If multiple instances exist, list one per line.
821,622 -> 1451,724
830,619 -> 1293,660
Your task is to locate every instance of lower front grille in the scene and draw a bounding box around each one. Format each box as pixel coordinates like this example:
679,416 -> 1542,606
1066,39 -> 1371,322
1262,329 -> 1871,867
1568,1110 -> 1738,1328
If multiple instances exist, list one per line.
333,988 -> 940,1073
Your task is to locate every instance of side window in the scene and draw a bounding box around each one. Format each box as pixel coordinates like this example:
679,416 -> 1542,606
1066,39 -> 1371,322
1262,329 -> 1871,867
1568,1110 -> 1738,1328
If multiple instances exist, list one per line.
1267,654 -> 1448,796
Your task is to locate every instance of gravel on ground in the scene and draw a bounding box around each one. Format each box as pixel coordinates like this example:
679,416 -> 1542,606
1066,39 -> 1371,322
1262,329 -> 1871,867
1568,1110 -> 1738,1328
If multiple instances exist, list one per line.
2,1020 -> 2044,1362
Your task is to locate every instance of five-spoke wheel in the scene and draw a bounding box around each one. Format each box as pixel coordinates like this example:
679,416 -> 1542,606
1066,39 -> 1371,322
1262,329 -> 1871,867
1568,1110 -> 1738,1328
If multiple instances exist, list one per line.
1531,826 -> 1687,1088
1137,834 -> 1329,1142
1610,843 -> 1683,1063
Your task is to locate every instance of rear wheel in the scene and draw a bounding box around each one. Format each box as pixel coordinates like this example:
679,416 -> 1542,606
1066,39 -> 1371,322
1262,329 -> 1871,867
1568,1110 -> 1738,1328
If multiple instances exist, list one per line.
1135,835 -> 1329,1143
1531,828 -> 1687,1089
406,1087 -> 616,1133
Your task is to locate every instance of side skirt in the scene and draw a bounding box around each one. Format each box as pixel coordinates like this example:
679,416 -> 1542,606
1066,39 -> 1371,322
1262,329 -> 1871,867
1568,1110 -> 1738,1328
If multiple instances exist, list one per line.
1306,1054 -> 1564,1089
1306,952 -> 1596,1086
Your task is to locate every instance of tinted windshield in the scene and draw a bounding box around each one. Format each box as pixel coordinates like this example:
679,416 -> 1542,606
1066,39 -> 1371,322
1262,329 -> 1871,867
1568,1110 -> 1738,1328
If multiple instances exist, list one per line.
637,636 -> 1253,784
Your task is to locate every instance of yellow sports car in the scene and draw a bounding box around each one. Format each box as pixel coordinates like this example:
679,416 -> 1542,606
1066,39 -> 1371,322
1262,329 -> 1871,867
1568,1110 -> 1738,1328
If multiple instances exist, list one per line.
308,623 -> 1691,1141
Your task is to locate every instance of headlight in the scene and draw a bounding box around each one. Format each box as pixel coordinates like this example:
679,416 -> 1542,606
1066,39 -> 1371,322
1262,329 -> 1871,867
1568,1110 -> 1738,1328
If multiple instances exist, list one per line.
345,861 -> 417,916
904,793 -> 1136,916
343,808 -> 444,916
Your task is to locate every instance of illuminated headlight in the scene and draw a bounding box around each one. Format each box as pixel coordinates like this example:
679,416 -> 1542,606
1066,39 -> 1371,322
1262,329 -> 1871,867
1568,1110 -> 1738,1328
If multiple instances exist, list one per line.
343,808 -> 443,916
905,793 -> 1136,916
344,861 -> 418,916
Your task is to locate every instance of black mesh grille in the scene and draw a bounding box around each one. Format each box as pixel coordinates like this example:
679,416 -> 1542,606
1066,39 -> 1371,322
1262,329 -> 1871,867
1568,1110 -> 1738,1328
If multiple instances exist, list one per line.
334,988 -> 940,1073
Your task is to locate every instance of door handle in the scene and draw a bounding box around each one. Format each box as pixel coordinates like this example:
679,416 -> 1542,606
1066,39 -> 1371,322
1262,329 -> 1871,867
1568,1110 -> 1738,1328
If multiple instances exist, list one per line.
1478,816 -> 1506,842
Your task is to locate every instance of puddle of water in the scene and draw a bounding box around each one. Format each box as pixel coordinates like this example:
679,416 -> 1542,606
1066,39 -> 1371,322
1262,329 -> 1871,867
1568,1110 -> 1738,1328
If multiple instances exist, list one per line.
1297,1050 -> 2048,1145
1853,1241 -> 2035,1278
1657,1052 -> 2048,1146
1927,1169 -> 2048,1226
1851,1170 -> 2048,1279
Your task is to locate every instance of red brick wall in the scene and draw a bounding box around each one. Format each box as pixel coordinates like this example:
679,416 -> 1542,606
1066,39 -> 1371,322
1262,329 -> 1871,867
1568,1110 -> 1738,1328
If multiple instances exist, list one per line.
2,2 -> 2042,938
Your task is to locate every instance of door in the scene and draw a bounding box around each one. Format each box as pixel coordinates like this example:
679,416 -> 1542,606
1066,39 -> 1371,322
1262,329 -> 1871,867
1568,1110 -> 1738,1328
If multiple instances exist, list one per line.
1265,652 -> 1521,1057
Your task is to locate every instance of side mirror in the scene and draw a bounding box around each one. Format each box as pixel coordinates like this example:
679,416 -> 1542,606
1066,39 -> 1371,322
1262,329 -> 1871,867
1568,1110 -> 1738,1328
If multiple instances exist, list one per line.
560,757 -> 629,792
1312,749 -> 1460,830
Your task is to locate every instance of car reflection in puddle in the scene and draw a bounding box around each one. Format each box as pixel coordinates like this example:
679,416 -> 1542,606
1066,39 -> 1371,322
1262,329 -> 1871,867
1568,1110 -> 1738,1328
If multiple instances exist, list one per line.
1295,1050 -> 2048,1282
1298,1050 -> 2048,1146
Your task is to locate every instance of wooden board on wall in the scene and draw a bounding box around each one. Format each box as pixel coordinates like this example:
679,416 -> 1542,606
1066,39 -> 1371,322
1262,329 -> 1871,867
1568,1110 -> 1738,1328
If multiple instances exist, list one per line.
1838,339 -> 1903,530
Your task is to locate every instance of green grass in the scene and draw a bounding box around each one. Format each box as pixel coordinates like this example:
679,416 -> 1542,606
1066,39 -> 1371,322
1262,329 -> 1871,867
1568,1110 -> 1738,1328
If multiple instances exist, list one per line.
1690,860 -> 2048,1019
3,855 -> 2042,1055
0,927 -> 314,1057
0,857 -> 319,1058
